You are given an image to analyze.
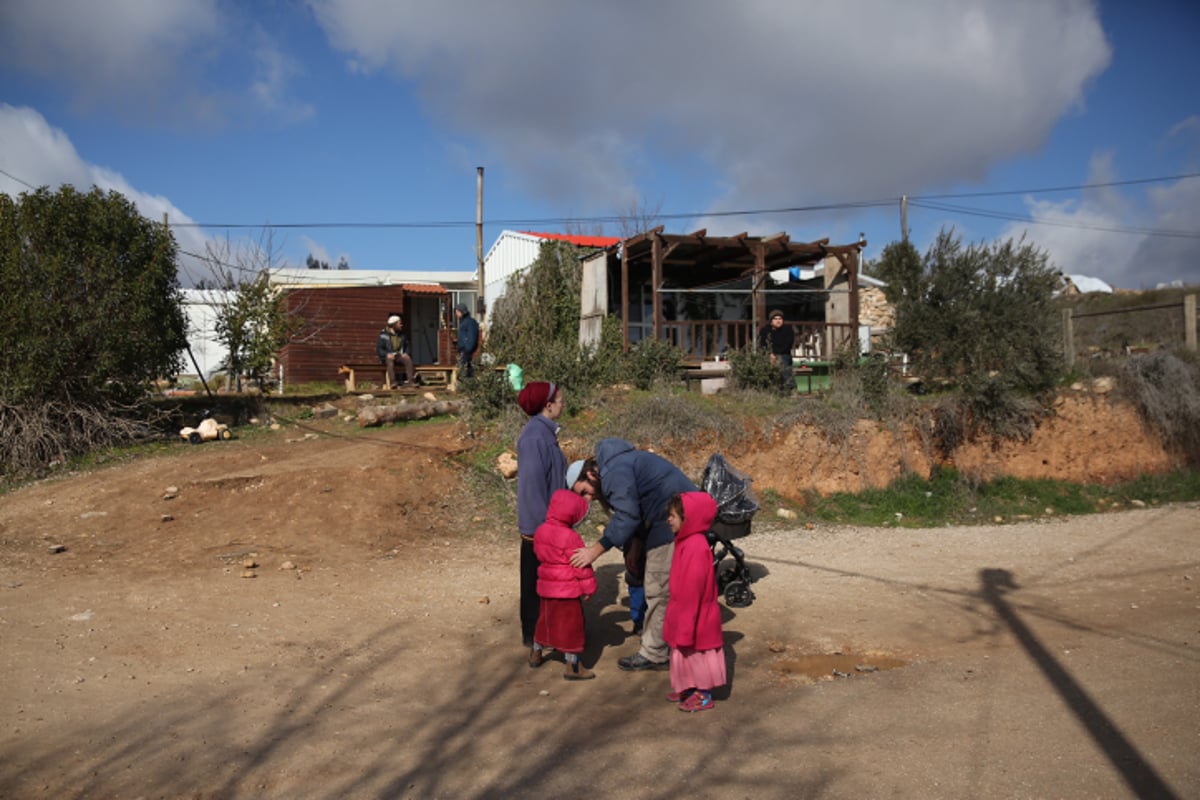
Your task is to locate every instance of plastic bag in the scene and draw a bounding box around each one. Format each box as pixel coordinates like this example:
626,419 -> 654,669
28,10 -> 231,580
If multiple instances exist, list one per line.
701,453 -> 759,524
506,363 -> 524,391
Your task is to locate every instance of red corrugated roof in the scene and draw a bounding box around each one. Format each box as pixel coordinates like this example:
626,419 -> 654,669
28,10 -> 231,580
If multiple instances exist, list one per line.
400,283 -> 451,296
522,231 -> 620,248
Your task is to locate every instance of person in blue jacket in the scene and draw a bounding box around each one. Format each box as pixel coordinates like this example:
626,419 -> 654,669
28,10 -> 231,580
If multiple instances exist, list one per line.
454,303 -> 480,379
567,437 -> 698,671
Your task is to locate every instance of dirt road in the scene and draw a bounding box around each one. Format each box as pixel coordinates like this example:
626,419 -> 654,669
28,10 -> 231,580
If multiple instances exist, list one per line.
1,421 -> 1196,799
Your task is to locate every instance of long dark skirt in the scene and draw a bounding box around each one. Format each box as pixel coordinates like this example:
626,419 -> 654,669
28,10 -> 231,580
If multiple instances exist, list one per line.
535,597 -> 586,654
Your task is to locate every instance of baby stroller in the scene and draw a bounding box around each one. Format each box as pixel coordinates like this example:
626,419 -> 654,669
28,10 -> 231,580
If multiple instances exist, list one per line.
701,453 -> 759,608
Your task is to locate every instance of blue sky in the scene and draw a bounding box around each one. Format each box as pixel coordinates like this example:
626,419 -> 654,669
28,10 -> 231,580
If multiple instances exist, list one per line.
1,0 -> 1197,290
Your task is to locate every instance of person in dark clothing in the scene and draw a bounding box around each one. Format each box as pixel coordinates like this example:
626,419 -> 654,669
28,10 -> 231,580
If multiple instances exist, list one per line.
757,309 -> 796,393
567,438 -> 698,672
375,314 -> 416,387
455,303 -> 479,379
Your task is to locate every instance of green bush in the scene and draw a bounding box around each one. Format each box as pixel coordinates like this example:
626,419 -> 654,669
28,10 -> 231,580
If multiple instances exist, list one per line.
0,186 -> 188,477
727,346 -> 778,392
625,337 -> 685,390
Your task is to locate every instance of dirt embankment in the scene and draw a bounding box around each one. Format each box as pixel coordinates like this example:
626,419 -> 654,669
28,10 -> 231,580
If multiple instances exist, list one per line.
730,393 -> 1177,500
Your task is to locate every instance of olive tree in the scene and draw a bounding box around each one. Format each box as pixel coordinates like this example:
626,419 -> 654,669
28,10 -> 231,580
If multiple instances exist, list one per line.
0,186 -> 188,475
875,229 -> 1064,443
202,233 -> 303,391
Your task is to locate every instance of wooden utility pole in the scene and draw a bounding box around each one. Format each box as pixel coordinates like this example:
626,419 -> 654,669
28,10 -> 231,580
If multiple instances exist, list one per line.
900,195 -> 908,242
476,167 -> 485,319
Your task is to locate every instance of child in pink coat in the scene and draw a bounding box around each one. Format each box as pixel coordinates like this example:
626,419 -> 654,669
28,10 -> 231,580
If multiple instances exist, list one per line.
532,489 -> 598,680
662,491 -> 726,711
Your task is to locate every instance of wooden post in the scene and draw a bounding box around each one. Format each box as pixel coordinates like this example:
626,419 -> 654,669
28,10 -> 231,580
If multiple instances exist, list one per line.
1062,308 -> 1075,367
475,167 -> 485,319
621,238 -> 630,352
651,233 -> 662,342
1186,294 -> 1197,352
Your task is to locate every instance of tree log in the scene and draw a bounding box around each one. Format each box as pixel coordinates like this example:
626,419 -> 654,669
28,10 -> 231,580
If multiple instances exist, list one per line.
356,400 -> 466,427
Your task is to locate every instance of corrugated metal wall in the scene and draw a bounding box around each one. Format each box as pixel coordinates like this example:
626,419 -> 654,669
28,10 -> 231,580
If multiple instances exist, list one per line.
482,231 -> 540,313
278,285 -> 451,385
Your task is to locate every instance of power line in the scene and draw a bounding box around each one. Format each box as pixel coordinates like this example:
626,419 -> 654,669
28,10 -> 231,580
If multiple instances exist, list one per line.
4,163 -> 1198,239
910,199 -> 1200,240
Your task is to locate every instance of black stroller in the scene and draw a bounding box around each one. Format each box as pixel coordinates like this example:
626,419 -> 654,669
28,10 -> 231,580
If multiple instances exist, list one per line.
701,453 -> 759,608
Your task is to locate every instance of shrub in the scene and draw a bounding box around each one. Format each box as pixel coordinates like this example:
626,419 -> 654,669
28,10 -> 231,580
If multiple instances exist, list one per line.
625,338 -> 685,390
0,186 -> 188,477
727,346 -> 778,392
1119,349 -> 1200,464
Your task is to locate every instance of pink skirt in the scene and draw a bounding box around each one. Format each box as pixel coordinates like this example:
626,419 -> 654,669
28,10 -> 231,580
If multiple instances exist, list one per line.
670,645 -> 727,693
535,597 -> 586,654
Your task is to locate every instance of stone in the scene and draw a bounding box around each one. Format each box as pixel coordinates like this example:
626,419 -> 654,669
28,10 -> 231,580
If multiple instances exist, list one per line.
776,508 -> 797,520
279,561 -> 296,570
240,570 -> 256,579
313,403 -> 338,419
496,451 -> 518,479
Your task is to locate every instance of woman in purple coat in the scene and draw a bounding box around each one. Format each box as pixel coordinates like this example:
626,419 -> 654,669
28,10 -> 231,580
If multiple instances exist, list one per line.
662,491 -> 726,711
516,381 -> 567,658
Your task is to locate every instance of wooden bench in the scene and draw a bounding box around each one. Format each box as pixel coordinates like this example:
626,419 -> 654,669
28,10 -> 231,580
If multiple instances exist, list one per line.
680,363 -> 731,392
338,363 -> 458,392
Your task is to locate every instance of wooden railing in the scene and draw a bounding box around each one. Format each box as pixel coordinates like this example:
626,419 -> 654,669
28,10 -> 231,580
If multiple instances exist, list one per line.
658,321 -> 858,361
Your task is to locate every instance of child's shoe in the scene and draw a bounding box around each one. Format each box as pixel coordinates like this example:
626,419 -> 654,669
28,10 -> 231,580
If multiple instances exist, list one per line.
666,688 -> 694,703
563,660 -> 595,681
678,691 -> 713,712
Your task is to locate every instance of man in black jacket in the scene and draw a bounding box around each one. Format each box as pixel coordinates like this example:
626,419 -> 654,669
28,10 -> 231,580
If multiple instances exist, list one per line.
757,309 -> 795,393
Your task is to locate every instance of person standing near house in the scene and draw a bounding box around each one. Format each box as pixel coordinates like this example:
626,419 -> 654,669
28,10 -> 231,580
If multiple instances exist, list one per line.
454,303 -> 479,379
376,313 -> 416,387
516,380 -> 568,658
757,309 -> 796,393
567,438 -> 698,672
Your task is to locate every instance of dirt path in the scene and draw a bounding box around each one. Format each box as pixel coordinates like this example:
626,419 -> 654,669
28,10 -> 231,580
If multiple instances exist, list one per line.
1,421 -> 1197,799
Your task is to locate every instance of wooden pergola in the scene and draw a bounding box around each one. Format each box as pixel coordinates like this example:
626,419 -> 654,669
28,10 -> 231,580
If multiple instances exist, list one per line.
609,226 -> 866,358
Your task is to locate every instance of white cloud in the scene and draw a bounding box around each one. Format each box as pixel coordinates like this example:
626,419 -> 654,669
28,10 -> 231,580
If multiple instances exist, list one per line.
998,152 -> 1200,289
1,104 -> 213,286
309,0 -> 1111,212
0,0 -> 312,127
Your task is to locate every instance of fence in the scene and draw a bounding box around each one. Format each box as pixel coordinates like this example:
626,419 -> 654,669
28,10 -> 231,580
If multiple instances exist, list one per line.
1063,293 -> 1197,366
660,320 -> 859,362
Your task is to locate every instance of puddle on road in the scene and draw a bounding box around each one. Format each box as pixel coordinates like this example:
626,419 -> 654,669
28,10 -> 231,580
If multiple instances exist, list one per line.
770,649 -> 908,684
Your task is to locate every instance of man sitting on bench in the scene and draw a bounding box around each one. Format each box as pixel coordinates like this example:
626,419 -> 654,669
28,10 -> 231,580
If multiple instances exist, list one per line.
376,313 -> 420,388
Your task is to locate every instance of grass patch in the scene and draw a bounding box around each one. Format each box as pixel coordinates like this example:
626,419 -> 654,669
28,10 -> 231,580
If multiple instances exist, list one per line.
804,466 -> 1200,527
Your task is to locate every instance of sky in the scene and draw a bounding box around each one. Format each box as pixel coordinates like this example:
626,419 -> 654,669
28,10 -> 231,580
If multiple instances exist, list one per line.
1,0 -> 1198,291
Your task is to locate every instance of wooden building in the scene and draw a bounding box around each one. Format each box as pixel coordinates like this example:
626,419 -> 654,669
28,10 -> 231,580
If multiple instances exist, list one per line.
581,227 -> 867,361
277,284 -> 454,385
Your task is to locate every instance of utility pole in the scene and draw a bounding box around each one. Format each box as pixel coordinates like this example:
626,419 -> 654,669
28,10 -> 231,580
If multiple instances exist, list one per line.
476,167 -> 485,320
900,194 -> 908,242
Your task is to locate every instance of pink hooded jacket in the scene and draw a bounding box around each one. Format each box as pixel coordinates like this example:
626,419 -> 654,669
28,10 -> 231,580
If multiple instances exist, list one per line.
663,491 -> 724,652
534,489 -> 599,599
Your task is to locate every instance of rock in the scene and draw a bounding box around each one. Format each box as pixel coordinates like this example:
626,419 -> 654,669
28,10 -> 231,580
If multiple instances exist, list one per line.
164,486 -> 179,500
240,570 -> 257,579
48,544 -> 67,553
242,558 -> 258,569
270,422 -> 281,431
1130,499 -> 1146,508
994,516 -> 1004,523
422,392 -> 437,402
496,451 -> 519,479
805,522 -> 815,530
80,511 -> 107,520
160,514 -> 174,523
279,561 -> 296,570
478,596 -> 490,605
776,508 -> 797,520
313,403 -> 338,419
